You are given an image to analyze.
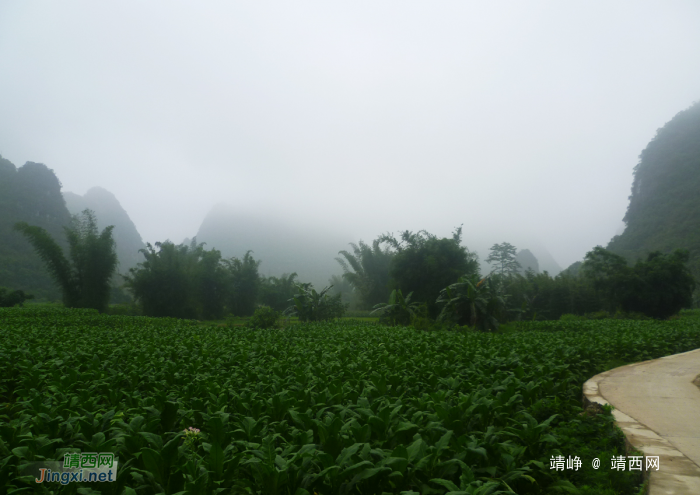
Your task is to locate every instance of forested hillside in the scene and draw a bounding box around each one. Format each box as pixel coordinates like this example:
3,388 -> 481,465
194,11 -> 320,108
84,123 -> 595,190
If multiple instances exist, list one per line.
608,101 -> 700,290
0,157 -> 73,300
0,158 -> 144,302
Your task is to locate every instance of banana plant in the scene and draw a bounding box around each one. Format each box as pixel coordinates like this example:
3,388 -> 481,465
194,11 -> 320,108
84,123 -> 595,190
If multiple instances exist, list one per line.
437,275 -> 507,332
284,283 -> 341,322
371,289 -> 422,326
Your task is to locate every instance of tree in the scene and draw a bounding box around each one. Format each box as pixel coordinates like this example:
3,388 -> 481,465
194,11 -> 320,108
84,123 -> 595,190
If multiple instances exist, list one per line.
14,209 -> 117,312
124,239 -> 225,319
486,242 -> 521,277
380,226 -> 480,318
336,239 -> 393,309
223,251 -> 261,316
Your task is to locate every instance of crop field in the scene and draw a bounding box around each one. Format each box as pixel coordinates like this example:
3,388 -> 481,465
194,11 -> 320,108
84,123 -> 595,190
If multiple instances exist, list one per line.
1,308 -> 700,495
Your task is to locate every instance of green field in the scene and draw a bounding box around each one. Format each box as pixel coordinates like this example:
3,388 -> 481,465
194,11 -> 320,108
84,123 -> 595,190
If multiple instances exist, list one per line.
2,308 -> 699,494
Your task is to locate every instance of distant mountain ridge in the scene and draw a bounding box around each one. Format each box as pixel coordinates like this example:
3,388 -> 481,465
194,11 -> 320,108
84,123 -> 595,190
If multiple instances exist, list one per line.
528,246 -> 562,276
516,249 -> 539,274
195,204 -> 349,289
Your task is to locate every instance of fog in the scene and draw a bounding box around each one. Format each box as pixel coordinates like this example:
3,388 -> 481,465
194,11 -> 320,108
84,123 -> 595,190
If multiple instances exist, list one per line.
2,1 -> 700,270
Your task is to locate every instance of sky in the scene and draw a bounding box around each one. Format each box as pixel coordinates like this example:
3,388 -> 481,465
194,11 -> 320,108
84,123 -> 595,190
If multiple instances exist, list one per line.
1,1 -> 699,269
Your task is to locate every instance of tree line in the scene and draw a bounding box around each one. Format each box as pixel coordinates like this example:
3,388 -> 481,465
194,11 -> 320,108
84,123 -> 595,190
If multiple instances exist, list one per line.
10,211 -> 696,326
337,232 -> 695,326
10,209 -> 342,321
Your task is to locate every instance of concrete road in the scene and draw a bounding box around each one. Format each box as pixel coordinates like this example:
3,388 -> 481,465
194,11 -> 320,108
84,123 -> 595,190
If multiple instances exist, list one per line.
583,348 -> 700,495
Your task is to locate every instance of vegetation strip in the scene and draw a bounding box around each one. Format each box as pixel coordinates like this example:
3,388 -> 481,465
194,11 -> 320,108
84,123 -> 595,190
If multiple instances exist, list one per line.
2,308 -> 700,494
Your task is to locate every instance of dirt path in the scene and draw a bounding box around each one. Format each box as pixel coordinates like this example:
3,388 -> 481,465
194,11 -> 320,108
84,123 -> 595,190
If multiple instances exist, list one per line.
583,348 -> 700,495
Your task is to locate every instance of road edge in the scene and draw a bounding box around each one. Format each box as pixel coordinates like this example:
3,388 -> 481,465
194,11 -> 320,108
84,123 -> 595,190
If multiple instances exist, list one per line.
582,349 -> 700,495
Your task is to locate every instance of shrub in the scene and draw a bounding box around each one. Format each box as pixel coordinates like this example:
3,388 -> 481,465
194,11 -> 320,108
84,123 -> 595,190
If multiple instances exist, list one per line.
0,288 -> 34,307
583,310 -> 610,320
316,293 -> 347,321
248,306 -> 280,329
106,303 -> 141,316
560,313 -> 585,322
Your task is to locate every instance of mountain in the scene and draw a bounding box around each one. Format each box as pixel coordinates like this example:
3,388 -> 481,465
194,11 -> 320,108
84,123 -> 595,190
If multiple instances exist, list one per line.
516,249 -> 539,274
63,187 -> 145,274
195,204 -> 349,289
607,101 -> 700,283
528,245 -> 562,276
0,157 -> 72,300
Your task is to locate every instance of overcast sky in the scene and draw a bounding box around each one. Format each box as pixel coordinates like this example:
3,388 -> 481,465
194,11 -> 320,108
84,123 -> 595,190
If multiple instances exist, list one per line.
1,1 -> 699,268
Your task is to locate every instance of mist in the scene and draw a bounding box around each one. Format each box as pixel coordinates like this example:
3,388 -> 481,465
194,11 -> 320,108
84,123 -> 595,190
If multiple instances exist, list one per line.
2,1 -> 700,271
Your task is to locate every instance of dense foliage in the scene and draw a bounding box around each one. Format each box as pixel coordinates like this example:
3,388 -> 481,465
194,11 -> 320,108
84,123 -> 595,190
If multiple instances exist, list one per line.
223,251 -> 262,317
485,245 -> 695,323
381,228 -> 480,318
502,271 -> 600,321
259,273 -> 301,312
125,242 -> 269,320
124,240 -> 226,320
582,247 -> 695,319
3,307 -> 699,494
14,210 -> 118,313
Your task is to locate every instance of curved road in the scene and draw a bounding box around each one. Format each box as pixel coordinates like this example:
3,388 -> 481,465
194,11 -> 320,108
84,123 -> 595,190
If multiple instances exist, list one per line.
583,348 -> 700,495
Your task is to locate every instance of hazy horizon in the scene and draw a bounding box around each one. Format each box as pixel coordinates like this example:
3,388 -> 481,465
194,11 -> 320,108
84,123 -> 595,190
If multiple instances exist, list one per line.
2,1 -> 700,270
